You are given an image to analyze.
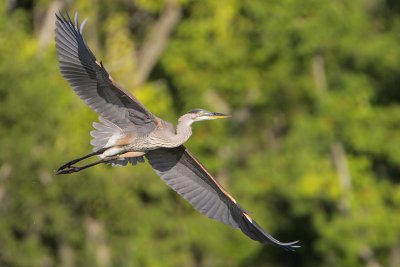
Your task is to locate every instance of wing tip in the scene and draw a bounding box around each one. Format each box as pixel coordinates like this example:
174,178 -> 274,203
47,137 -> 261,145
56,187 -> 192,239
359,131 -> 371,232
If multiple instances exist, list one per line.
277,240 -> 301,252
55,11 -> 88,33
241,212 -> 301,251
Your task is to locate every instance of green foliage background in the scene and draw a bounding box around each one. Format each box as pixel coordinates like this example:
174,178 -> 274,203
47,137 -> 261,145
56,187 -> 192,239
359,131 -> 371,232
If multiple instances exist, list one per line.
1,0 -> 400,266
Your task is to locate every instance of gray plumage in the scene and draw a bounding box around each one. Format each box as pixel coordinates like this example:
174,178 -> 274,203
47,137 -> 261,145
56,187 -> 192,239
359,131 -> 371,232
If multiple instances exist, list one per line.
146,147 -> 237,227
55,12 -> 299,250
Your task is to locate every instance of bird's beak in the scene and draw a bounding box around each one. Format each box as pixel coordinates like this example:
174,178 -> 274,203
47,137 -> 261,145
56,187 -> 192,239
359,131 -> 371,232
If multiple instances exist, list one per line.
206,112 -> 230,119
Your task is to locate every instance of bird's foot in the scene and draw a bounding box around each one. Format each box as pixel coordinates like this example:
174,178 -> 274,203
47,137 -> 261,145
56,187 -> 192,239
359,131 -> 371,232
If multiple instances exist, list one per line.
56,166 -> 81,175
57,159 -> 81,172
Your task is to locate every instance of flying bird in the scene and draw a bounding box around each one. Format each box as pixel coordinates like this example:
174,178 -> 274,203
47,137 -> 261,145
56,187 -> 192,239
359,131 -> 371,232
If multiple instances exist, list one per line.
54,12 -> 299,250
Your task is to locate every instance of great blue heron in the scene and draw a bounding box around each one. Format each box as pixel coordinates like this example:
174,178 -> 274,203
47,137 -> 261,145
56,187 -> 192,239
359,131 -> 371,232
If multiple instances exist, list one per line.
54,12 -> 299,250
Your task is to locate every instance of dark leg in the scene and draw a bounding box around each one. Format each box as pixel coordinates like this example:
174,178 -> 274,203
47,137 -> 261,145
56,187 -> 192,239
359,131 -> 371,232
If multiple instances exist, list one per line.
56,159 -> 108,175
57,148 -> 107,172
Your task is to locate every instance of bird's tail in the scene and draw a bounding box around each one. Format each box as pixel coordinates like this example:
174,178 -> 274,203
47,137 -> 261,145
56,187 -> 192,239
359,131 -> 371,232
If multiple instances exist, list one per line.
90,116 -> 122,151
90,117 -> 144,166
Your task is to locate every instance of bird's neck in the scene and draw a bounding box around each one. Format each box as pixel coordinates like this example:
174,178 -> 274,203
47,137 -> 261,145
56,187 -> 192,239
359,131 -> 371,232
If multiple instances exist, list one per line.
161,114 -> 194,148
173,117 -> 193,146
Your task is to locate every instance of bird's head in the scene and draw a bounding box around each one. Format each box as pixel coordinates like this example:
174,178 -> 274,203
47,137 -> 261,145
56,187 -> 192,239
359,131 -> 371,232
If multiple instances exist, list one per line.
186,108 -> 230,122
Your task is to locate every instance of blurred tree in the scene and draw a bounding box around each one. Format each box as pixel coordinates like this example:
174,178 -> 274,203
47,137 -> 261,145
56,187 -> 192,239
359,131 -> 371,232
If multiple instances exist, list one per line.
0,0 -> 400,266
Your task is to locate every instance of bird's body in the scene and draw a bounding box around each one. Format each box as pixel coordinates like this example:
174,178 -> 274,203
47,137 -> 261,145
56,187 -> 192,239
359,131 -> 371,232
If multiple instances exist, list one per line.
91,110 -> 212,164
54,12 -> 299,250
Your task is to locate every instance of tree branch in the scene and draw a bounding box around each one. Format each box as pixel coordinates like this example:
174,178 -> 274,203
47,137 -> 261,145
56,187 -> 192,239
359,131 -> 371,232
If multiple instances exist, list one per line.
330,141 -> 352,213
135,0 -> 181,86
35,0 -> 65,51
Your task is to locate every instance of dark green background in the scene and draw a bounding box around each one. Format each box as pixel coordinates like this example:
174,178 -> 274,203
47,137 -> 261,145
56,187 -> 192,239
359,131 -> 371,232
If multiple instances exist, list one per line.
1,0 -> 400,266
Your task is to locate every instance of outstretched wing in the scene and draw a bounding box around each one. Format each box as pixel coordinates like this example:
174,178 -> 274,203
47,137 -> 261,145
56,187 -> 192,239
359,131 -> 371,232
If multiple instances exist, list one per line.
55,12 -> 156,127
146,146 -> 300,250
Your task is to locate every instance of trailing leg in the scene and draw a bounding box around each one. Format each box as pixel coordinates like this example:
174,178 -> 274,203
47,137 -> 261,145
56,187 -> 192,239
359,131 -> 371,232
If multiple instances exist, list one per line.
56,158 -> 110,175
56,148 -> 107,173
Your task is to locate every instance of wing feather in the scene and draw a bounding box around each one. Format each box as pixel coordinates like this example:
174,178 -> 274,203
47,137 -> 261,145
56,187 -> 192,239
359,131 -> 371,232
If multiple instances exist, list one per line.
146,146 -> 300,250
55,12 -> 156,129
